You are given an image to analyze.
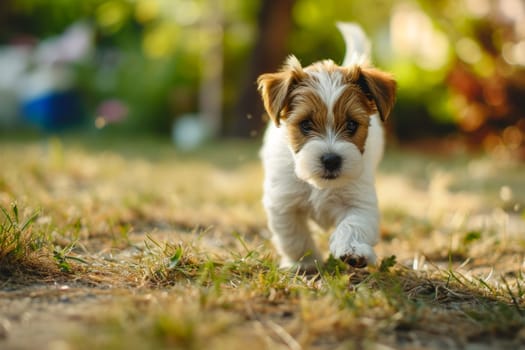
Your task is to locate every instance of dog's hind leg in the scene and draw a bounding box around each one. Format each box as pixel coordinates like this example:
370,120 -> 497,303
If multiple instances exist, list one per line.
266,209 -> 322,273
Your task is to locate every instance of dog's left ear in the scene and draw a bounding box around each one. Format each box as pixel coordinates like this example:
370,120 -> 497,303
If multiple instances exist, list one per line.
356,68 -> 397,121
257,55 -> 305,126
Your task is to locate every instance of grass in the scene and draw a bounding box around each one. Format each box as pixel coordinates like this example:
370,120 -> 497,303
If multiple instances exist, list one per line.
0,134 -> 524,349
0,203 -> 40,263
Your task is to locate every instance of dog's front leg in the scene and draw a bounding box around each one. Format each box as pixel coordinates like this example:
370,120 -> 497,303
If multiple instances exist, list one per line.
329,204 -> 380,267
266,209 -> 322,272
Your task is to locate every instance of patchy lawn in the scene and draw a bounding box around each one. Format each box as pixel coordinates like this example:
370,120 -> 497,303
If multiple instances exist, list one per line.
0,134 -> 524,350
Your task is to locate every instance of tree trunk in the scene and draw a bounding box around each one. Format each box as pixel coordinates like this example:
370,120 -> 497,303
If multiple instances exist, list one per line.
230,0 -> 295,138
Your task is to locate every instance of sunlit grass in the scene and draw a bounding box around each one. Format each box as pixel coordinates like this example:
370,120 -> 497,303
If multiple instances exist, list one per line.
0,203 -> 41,265
0,135 -> 524,349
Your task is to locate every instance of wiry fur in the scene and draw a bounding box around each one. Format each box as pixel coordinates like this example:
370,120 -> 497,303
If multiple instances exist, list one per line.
258,23 -> 396,271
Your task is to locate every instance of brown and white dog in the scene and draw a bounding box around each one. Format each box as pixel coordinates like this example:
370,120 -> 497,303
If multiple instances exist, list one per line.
258,23 -> 396,271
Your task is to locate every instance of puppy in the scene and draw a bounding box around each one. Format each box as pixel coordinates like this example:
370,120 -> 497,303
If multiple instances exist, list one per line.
257,23 -> 396,271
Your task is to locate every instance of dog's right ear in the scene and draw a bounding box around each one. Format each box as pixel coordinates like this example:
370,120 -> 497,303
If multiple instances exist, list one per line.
356,67 -> 397,122
257,55 -> 305,126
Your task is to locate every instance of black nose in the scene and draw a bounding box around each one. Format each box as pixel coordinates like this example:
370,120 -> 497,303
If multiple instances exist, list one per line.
321,153 -> 342,172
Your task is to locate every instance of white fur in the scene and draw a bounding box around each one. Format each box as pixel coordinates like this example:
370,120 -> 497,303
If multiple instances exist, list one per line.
261,114 -> 383,271
305,65 -> 346,122
294,137 -> 363,189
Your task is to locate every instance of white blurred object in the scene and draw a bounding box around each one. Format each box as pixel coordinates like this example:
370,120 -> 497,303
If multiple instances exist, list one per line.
390,3 -> 450,71
0,46 -> 31,89
20,21 -> 93,103
172,114 -> 210,151
0,22 -> 93,127
35,22 -> 93,65
18,65 -> 75,102
0,47 -> 31,125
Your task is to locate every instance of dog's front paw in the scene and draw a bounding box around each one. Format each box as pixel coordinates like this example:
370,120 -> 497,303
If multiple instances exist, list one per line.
329,231 -> 377,268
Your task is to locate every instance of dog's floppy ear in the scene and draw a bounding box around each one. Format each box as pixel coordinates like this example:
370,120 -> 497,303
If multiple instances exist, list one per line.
356,67 -> 396,121
257,55 -> 305,126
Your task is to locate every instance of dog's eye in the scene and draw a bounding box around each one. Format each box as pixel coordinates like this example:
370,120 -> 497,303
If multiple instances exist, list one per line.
299,119 -> 313,135
346,119 -> 359,135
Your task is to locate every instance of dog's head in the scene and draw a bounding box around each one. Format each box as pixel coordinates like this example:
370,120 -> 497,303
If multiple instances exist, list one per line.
258,56 -> 396,189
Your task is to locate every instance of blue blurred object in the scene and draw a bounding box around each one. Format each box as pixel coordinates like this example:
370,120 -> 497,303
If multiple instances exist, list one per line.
21,90 -> 84,130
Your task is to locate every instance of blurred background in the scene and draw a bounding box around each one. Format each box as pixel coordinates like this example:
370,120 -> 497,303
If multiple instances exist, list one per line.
0,0 -> 524,157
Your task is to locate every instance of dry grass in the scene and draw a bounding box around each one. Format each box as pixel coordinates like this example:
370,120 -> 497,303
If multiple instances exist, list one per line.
0,134 -> 524,349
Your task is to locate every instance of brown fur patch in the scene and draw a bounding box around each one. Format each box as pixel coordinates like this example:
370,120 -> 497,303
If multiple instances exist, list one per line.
257,56 -> 307,126
355,67 -> 397,121
285,85 -> 328,153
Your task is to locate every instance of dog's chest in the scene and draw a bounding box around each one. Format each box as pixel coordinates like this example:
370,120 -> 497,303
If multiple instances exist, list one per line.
307,189 -> 349,228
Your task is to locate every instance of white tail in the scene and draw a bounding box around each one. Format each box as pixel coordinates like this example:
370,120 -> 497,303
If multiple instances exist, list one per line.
336,22 -> 371,67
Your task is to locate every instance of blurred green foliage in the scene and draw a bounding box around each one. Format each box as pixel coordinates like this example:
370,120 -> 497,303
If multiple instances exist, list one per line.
1,0 -> 524,155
